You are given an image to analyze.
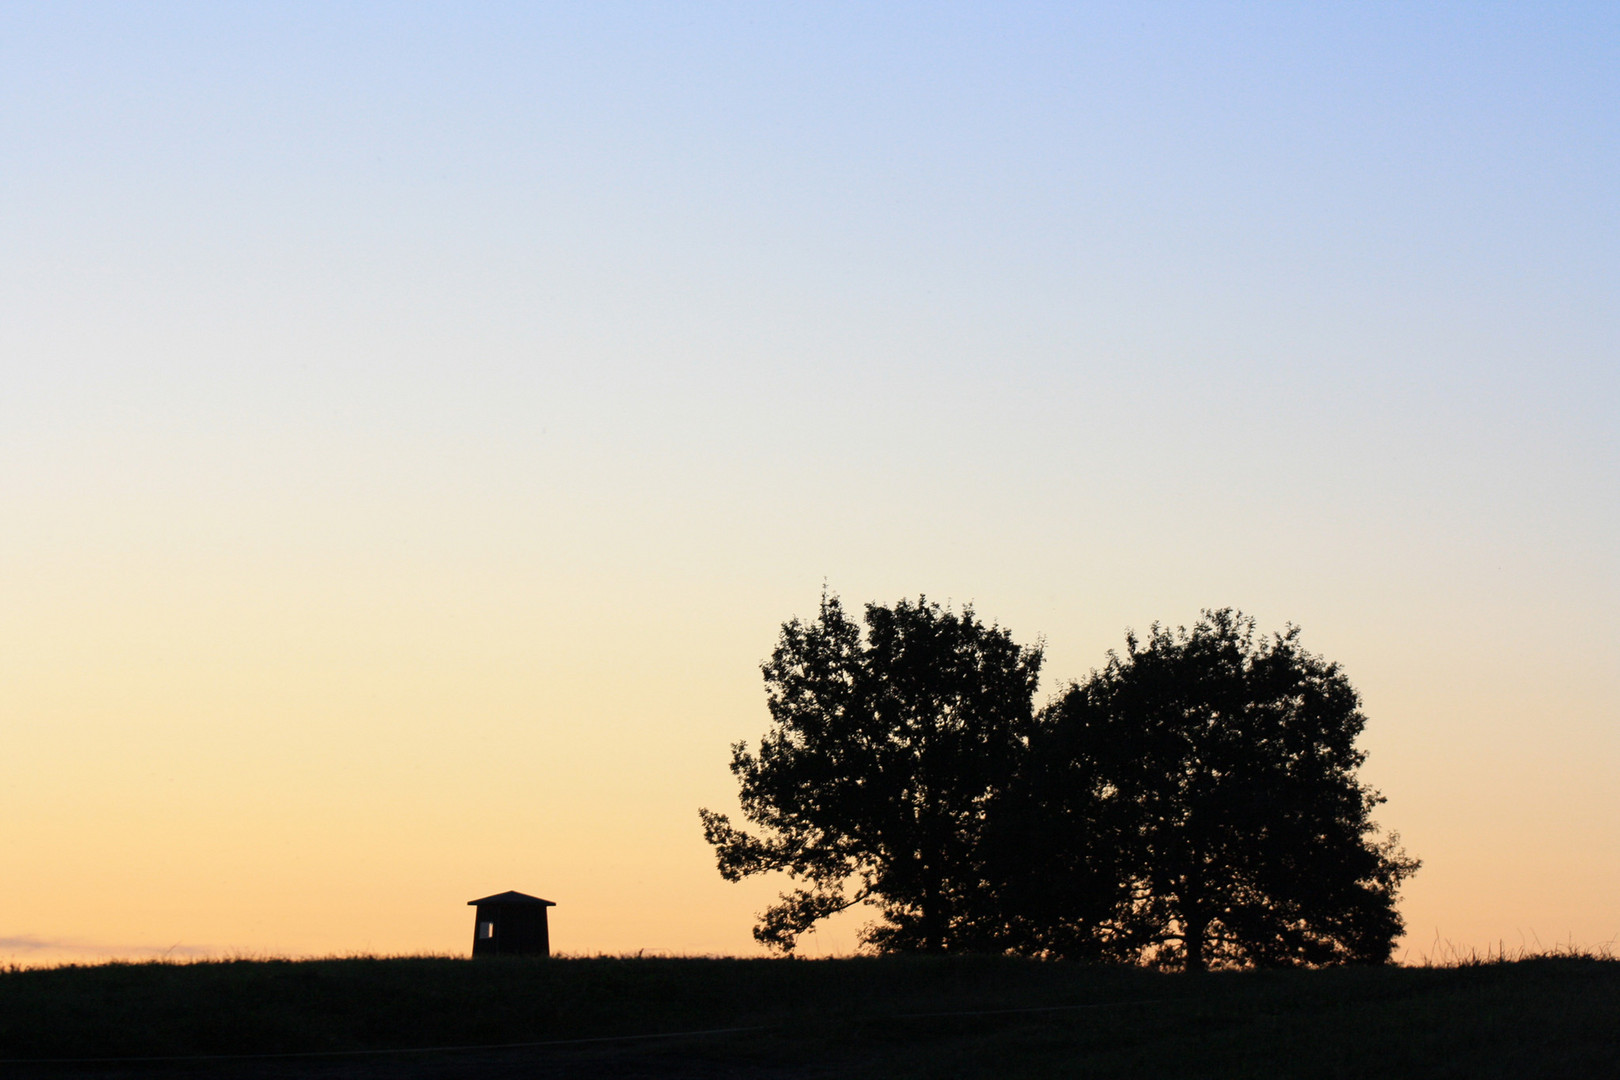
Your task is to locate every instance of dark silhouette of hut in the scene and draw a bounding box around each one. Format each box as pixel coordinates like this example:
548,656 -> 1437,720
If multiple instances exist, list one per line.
468,890 -> 556,957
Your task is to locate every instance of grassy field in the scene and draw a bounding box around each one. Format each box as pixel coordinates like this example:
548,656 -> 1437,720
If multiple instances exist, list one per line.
1,953 -> 1615,1078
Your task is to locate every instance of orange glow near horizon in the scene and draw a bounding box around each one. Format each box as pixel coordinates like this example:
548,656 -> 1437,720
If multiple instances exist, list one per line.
3,534 -> 1614,966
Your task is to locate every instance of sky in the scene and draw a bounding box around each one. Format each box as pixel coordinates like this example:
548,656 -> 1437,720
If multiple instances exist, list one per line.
1,1 -> 1615,965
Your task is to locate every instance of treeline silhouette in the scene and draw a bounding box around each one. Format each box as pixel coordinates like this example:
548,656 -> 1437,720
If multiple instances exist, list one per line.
700,596 -> 1418,971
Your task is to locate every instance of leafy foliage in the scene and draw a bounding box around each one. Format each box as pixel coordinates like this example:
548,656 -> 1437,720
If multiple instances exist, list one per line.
699,594 -> 1043,953
704,599 -> 1418,969
1010,609 -> 1420,970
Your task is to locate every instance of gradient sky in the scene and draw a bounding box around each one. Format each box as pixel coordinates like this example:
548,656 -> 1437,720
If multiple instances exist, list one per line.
2,2 -> 1615,965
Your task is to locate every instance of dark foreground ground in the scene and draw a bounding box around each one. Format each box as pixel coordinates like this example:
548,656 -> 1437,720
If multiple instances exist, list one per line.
1,954 -> 1616,1079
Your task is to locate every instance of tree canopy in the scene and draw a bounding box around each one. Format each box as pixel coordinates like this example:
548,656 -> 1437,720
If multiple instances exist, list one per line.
702,599 -> 1418,969
698,593 -> 1043,953
1008,609 -> 1419,970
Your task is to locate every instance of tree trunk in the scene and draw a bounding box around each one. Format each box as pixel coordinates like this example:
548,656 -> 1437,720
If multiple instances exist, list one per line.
921,872 -> 944,951
1183,911 -> 1207,972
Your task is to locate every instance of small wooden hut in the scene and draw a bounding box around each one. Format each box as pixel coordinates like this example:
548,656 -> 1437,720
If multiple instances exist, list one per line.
468,890 -> 555,958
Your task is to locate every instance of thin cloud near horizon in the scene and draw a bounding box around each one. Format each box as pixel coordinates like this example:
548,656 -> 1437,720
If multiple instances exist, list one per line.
0,935 -> 213,959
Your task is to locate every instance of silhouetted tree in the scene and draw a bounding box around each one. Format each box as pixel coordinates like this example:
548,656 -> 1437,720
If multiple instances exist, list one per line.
699,594 -> 1043,953
1016,609 -> 1419,970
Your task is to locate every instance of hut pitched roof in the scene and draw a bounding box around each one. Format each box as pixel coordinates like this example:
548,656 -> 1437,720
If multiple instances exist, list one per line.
467,890 -> 555,906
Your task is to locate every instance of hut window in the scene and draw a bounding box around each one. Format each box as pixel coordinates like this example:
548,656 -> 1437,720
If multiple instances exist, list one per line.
478,921 -> 495,939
